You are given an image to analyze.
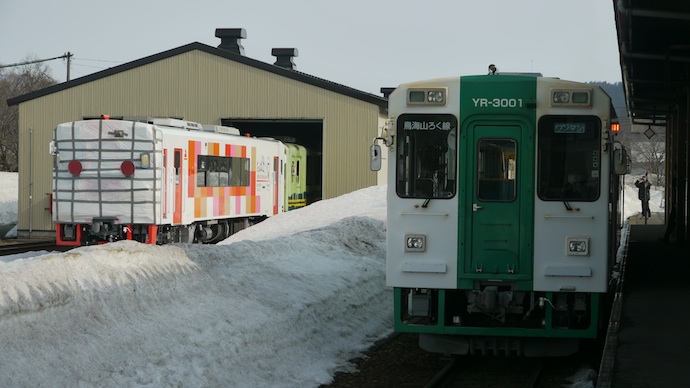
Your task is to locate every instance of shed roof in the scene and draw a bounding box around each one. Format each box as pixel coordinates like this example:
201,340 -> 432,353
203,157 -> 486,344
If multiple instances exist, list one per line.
7,42 -> 388,109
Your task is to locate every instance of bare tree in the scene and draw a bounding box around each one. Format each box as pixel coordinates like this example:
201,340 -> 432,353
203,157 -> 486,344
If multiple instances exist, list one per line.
0,57 -> 57,171
630,139 -> 665,186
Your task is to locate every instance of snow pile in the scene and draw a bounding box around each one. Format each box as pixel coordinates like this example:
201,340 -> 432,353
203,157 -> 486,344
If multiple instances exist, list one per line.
0,184 -> 390,387
0,172 -> 18,225
0,171 -> 18,238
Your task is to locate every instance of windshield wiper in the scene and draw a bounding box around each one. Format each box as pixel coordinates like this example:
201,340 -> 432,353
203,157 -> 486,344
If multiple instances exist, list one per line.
563,201 -> 580,212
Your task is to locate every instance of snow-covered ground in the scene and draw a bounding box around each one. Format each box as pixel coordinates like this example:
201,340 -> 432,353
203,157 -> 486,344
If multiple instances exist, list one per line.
0,171 -> 18,238
622,172 -> 665,218
0,178 -> 389,387
0,171 -> 665,387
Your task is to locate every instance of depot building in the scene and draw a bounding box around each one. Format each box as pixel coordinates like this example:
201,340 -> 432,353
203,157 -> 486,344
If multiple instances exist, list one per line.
7,28 -> 388,239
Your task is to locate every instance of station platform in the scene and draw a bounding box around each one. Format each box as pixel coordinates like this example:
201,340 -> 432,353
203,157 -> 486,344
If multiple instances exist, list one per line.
599,214 -> 689,387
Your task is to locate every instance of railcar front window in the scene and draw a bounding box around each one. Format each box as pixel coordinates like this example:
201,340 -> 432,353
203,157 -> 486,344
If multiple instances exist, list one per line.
537,116 -> 601,201
396,114 -> 458,199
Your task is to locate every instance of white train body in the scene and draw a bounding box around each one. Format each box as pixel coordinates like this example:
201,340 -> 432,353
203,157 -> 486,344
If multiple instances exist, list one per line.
51,118 -> 289,245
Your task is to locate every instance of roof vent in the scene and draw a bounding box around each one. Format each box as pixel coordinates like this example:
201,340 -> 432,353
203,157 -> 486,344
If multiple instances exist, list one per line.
202,125 -> 240,136
272,48 -> 298,69
216,28 -> 246,55
380,87 -> 395,99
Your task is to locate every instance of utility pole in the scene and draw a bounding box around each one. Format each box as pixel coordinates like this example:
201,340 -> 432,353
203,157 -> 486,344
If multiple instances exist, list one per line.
65,52 -> 73,81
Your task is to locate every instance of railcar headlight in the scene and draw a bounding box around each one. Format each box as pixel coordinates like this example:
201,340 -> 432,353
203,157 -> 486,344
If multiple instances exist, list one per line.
405,234 -> 426,252
427,90 -> 445,103
566,237 -> 590,256
140,153 -> 150,169
553,91 -> 570,103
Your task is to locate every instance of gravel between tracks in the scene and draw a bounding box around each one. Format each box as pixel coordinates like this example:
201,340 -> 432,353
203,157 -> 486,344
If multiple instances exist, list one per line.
322,333 -> 447,387
322,333 -> 600,388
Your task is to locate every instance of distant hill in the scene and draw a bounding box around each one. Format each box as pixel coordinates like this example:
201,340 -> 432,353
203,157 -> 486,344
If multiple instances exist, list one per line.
590,81 -> 626,119
589,81 -> 633,135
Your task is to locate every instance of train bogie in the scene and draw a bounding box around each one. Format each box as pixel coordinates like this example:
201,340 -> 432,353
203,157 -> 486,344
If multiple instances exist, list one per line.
52,117 -> 302,246
375,73 -> 627,356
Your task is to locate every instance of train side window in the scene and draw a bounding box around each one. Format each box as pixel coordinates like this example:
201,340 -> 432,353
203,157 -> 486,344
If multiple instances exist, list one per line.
229,157 -> 250,187
197,155 -> 208,187
219,158 -> 230,186
197,156 -> 235,187
241,158 -> 250,186
537,116 -> 601,201
207,159 -> 220,187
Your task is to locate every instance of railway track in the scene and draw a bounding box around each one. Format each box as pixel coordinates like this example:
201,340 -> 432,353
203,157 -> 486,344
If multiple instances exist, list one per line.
324,333 -> 602,388
425,356 -> 546,388
0,240 -> 71,257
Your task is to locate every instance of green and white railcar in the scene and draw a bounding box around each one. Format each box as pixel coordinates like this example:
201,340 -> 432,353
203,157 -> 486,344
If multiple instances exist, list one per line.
285,143 -> 307,210
372,73 -> 629,356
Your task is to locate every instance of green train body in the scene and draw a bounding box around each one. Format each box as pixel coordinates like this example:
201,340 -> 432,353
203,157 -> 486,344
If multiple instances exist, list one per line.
376,74 -> 628,356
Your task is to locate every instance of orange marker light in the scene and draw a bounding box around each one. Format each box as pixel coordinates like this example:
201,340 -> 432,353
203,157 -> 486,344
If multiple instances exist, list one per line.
611,123 -> 620,132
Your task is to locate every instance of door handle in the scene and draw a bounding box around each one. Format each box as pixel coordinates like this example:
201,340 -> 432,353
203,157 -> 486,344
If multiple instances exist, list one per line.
473,203 -> 483,212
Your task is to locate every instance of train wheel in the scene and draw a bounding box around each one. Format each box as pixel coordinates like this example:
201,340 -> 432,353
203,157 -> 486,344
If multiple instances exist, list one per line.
208,222 -> 229,244
176,225 -> 194,243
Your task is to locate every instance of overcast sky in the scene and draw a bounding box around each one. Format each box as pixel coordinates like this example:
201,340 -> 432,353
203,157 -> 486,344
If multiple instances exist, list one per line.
1,0 -> 621,96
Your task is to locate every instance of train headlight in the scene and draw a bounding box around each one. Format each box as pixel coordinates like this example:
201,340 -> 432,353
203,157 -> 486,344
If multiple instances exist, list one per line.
553,91 -> 570,103
405,234 -> 426,252
566,237 -> 590,256
427,90 -> 445,103
140,153 -> 150,169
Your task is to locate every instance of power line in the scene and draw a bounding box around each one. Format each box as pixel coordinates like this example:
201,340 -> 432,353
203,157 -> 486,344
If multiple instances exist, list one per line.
73,57 -> 121,64
0,52 -> 74,80
0,54 -> 66,68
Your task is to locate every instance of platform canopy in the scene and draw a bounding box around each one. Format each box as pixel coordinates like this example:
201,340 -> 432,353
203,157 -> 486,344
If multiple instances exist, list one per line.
614,0 -> 690,126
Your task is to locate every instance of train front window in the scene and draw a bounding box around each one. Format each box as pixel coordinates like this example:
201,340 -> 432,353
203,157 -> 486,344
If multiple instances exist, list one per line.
396,114 -> 457,199
537,116 -> 601,201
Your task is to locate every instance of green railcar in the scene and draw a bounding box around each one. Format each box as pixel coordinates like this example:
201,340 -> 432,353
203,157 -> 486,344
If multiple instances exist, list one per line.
373,73 -> 629,356
285,143 -> 307,210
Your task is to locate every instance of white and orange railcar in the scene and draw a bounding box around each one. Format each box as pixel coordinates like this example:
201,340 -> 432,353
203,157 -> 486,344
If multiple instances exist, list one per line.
51,117 -> 300,246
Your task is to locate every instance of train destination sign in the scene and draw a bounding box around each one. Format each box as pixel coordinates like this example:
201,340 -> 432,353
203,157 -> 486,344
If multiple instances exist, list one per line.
402,120 -> 454,131
554,122 -> 586,134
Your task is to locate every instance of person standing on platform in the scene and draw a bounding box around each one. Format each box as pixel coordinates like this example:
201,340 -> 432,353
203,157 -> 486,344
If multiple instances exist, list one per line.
635,173 -> 651,217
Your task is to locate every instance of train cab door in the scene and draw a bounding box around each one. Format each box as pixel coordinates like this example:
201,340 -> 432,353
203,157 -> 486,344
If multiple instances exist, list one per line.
273,156 -> 279,215
467,124 -> 526,277
173,148 -> 183,224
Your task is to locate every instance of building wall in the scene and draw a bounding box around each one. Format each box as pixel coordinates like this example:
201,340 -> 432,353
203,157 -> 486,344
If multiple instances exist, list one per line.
16,50 -> 383,237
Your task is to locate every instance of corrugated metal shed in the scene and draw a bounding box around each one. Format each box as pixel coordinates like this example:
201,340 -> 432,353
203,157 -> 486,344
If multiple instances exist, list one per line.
7,32 -> 388,238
